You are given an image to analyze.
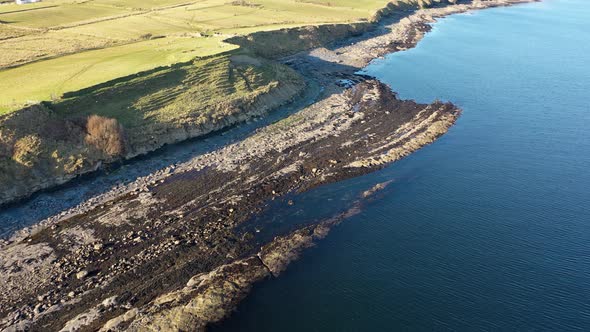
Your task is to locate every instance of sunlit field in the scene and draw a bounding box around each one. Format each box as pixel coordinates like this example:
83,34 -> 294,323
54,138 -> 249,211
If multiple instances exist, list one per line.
0,0 -> 389,113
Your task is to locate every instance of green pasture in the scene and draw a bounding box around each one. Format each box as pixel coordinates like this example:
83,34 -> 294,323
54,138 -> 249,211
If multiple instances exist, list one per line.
0,0 -> 392,114
0,36 -> 235,114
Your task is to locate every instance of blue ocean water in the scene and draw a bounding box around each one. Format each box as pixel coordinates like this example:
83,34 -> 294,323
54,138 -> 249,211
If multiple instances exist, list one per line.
215,0 -> 590,331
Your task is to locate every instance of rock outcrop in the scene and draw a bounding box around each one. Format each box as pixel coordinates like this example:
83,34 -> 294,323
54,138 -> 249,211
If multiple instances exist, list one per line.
0,78 -> 461,331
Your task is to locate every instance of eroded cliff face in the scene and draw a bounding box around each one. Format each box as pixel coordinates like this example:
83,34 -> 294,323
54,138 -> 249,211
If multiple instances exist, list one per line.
0,106 -> 106,207
224,0 -> 468,60
225,23 -> 373,59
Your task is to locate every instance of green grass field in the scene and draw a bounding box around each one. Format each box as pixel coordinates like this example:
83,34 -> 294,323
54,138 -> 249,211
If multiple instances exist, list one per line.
0,0 -> 392,113
0,36 -> 235,113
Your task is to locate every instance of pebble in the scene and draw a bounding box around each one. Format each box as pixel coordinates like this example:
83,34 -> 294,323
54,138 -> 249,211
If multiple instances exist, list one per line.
101,296 -> 118,307
33,304 -> 43,315
76,270 -> 88,280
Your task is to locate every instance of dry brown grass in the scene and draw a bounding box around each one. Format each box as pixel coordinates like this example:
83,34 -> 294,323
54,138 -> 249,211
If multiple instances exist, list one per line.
12,134 -> 42,167
85,115 -> 126,157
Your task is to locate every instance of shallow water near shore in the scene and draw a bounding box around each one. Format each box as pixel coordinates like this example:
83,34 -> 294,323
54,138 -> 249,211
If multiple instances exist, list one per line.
215,1 -> 590,330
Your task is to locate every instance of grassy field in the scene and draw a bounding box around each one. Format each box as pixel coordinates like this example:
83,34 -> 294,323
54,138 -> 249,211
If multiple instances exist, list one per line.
0,0 -> 393,113
0,36 -> 235,113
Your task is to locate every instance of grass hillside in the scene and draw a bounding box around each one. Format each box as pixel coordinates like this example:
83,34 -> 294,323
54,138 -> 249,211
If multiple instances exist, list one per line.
51,53 -> 303,143
0,53 -> 304,203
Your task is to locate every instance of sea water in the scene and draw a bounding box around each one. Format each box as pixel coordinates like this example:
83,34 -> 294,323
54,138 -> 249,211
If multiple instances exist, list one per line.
216,1 -> 590,330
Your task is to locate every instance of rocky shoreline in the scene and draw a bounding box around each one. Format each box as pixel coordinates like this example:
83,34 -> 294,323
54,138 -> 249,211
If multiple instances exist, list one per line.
0,0 -> 536,209
0,0 -> 537,331
0,80 -> 460,331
